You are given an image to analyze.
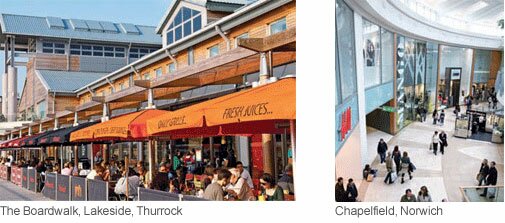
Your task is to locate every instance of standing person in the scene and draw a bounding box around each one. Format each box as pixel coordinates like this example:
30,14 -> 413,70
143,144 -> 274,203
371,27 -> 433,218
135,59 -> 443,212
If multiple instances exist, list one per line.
439,131 -> 448,155
278,164 -> 294,195
335,177 -> 347,202
346,178 -> 358,202
432,109 -> 438,125
481,161 -> 498,199
384,152 -> 394,184
392,146 -> 402,174
203,168 -> 232,201
417,186 -> 432,202
377,138 -> 388,164
259,173 -> 284,201
432,131 -> 439,155
439,110 -> 445,126
400,189 -> 417,202
420,107 -> 427,122
477,159 -> 490,187
400,151 -> 413,184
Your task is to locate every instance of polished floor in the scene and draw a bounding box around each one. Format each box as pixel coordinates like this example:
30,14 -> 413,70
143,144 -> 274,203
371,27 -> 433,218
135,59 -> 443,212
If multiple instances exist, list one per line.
361,106 -> 504,202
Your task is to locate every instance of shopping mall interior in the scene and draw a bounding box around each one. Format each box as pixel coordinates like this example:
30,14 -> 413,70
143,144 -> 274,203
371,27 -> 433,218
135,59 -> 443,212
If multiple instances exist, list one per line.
335,0 -> 504,202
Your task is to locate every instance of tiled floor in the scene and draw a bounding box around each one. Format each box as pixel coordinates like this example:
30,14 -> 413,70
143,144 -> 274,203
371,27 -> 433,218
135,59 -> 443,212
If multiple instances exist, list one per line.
361,106 -> 503,202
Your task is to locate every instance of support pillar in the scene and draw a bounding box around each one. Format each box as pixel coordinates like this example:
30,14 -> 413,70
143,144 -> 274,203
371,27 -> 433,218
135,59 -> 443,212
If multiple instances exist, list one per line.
2,72 -> 7,117
258,51 -> 274,175
53,118 -> 59,130
147,88 -> 155,109
28,125 -> 32,136
39,123 -> 43,133
148,140 -> 155,185
101,103 -> 109,122
7,66 -> 17,122
73,112 -> 79,126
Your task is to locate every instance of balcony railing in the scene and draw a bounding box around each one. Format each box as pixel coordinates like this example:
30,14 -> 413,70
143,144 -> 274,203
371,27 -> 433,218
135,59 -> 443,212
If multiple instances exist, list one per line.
460,185 -> 504,202
391,0 -> 503,37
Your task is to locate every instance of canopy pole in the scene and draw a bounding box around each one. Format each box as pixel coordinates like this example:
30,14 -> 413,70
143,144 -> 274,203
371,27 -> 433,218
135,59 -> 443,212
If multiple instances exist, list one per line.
148,140 -> 155,188
290,119 -> 296,161
60,145 -> 63,171
89,143 -> 94,170
74,145 -> 78,174
209,137 -> 214,166
125,156 -> 129,201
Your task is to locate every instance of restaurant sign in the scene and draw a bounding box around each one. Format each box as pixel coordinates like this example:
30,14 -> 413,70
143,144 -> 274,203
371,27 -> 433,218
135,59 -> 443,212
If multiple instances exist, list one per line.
28,168 -> 37,192
221,102 -> 272,120
71,176 -> 86,201
56,174 -> 70,201
42,173 -> 57,200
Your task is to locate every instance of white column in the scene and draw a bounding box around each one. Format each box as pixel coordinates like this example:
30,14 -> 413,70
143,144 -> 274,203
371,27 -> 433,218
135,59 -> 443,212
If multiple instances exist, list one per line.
73,111 -> 79,126
101,103 -> 109,122
7,66 -> 17,122
353,12 -> 368,168
147,88 -> 156,109
2,72 -> 7,117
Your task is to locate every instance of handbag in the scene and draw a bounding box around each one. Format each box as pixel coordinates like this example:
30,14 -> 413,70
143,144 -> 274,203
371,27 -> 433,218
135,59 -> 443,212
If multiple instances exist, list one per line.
367,174 -> 374,182
409,163 -> 416,172
476,173 -> 482,182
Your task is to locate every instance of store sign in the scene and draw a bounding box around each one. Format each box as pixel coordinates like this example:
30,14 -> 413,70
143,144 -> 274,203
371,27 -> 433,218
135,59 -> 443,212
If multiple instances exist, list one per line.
338,107 -> 352,141
382,106 -> 397,113
221,102 -> 271,119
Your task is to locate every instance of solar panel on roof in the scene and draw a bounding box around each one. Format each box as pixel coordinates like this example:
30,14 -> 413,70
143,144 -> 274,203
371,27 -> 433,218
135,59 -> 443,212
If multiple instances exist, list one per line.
119,23 -> 140,35
69,19 -> 89,31
99,21 -> 118,33
85,20 -> 104,32
46,17 -> 65,29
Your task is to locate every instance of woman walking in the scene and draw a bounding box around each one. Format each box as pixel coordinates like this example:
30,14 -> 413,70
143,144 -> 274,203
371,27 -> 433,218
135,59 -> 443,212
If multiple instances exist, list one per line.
400,151 -> 413,184
439,131 -> 448,155
432,131 -> 439,155
392,146 -> 402,174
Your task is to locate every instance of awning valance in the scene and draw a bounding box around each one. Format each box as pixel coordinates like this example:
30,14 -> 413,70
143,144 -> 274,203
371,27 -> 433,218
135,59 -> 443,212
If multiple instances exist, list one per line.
70,109 -> 168,142
147,77 -> 295,137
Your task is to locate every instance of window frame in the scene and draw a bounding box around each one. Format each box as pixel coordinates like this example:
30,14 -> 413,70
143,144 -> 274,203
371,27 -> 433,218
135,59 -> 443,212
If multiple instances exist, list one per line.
269,17 -> 287,36
208,44 -> 220,58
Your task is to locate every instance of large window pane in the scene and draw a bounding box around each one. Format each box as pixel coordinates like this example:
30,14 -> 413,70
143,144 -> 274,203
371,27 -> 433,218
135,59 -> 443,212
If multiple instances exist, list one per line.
381,28 -> 394,83
183,21 -> 192,36
363,19 -> 381,88
336,0 -> 357,101
270,17 -> 287,35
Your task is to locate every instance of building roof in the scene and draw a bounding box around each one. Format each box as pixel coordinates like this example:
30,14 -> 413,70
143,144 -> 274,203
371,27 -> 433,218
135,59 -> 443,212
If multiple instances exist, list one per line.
0,14 -> 162,45
36,70 -> 108,93
155,0 -> 255,34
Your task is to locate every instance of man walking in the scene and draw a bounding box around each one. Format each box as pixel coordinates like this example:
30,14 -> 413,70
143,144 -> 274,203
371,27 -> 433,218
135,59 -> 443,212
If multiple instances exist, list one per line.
439,110 -> 445,126
432,131 -> 439,155
377,138 -> 388,164
439,131 -> 447,155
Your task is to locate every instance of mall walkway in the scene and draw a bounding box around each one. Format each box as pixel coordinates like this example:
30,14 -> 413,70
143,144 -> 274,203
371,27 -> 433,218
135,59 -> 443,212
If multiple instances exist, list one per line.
361,106 -> 504,202
0,180 -> 50,201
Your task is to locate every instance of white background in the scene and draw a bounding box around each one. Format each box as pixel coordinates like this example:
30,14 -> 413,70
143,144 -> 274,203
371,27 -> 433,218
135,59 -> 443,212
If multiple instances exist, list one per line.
1,0 -> 504,222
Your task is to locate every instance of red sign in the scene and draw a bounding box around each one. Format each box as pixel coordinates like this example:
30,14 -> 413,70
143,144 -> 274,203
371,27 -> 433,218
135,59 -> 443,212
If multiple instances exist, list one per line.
339,107 -> 352,141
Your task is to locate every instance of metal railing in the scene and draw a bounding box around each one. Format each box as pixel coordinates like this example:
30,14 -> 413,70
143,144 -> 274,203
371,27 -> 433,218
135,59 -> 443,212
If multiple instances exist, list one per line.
391,0 -> 503,37
460,185 -> 504,202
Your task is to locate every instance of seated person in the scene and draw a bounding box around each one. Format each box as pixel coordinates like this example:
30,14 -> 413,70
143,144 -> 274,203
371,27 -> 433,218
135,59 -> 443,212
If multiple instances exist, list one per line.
363,164 -> 377,179
151,166 -> 169,191
278,164 -> 294,195
114,167 -> 140,200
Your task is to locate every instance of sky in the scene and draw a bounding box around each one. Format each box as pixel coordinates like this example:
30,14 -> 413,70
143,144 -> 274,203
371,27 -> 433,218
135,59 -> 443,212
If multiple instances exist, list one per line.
0,0 -> 172,95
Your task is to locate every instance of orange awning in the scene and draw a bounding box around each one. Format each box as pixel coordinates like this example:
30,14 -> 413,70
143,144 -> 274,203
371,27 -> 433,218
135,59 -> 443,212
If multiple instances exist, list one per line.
70,109 -> 168,142
147,77 -> 295,137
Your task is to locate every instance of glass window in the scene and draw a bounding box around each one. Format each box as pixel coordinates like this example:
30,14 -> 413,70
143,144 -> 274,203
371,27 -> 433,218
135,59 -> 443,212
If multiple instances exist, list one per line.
270,17 -> 287,35
208,44 -> 219,58
336,0 -> 357,101
235,33 -> 249,48
381,28 -> 394,83
167,7 -> 201,44
167,30 -> 174,45
183,21 -> 192,36
362,19 -> 381,89
109,87 -> 114,94
168,63 -> 176,73
42,42 -> 65,54
42,42 -> 53,48
119,82 -> 125,90
175,26 -> 182,41
70,44 -> 80,49
42,48 -> 53,53
143,73 -> 150,80
155,68 -> 162,78
37,100 -> 47,119
174,11 -> 182,26
193,15 -> 202,32
70,50 -> 80,55
183,7 -> 192,20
